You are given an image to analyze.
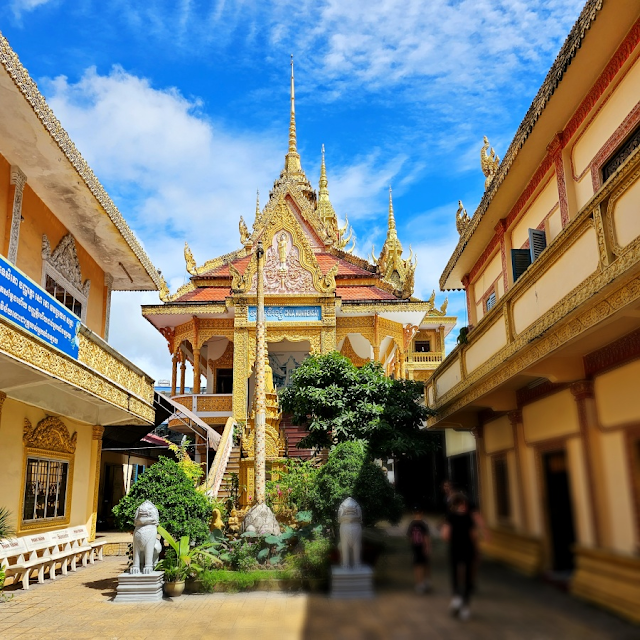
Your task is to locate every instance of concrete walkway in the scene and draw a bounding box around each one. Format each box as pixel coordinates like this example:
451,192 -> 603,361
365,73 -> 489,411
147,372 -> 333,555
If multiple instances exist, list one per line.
0,531 -> 637,639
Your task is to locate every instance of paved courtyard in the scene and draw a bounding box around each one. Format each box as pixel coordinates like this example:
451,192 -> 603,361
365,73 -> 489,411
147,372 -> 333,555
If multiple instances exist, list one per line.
0,532 -> 637,639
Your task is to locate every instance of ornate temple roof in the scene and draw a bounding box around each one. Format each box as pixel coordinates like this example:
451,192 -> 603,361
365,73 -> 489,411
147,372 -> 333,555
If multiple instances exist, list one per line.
147,57 -> 452,326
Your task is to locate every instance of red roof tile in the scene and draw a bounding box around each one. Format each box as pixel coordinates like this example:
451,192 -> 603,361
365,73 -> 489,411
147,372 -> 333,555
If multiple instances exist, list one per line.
317,253 -> 373,277
336,286 -> 399,301
202,254 -> 252,277
174,287 -> 229,303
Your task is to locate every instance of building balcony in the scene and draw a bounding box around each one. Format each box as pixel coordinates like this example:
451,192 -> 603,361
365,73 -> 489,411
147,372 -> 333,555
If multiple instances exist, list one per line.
0,315 -> 155,426
168,393 -> 233,432
427,148 -> 640,427
405,351 -> 444,366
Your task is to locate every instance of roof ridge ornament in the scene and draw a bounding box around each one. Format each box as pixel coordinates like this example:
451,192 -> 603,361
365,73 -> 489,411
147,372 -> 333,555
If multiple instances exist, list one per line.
184,241 -> 198,275
456,200 -> 471,235
481,136 -> 500,189
317,143 -> 340,243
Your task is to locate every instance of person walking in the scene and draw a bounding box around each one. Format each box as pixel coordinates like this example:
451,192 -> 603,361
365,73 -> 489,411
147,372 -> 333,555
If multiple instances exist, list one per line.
441,493 -> 477,620
407,506 -> 431,593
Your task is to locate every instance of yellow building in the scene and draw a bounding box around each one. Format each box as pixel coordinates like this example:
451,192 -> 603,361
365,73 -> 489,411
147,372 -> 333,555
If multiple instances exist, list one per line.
142,62 -> 456,504
0,32 -> 159,550
426,0 -> 640,623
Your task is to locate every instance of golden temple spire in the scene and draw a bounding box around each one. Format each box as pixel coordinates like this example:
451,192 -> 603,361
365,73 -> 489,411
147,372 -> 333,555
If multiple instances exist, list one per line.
388,186 -> 397,235
319,144 -> 328,191
318,144 -> 340,241
284,55 -> 302,175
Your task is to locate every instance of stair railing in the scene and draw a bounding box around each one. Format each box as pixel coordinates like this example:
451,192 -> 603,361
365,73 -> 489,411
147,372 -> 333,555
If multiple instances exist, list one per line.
205,416 -> 236,497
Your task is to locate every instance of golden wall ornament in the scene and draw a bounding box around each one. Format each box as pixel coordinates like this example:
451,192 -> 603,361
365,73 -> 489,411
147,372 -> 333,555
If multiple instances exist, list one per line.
239,216 -> 250,245
340,335 -> 370,367
23,416 -> 77,454
42,233 -> 91,298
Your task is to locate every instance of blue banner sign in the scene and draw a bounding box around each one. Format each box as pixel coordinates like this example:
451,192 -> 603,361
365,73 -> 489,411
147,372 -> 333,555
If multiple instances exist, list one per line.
0,254 -> 81,359
247,305 -> 322,322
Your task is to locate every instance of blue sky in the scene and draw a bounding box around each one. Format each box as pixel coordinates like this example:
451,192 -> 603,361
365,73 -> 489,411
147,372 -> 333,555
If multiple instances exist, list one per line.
1,0 -> 586,381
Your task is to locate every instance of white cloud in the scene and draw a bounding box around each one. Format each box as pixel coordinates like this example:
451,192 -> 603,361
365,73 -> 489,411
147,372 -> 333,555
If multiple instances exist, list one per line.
43,66 -> 426,380
10,0 -> 52,18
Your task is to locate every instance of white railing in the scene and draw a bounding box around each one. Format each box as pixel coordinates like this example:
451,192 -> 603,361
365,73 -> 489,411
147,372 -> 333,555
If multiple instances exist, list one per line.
406,351 -> 444,364
206,416 -> 235,497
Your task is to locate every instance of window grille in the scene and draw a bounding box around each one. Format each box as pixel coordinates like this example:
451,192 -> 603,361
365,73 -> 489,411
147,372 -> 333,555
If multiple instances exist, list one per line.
23,457 -> 69,522
45,275 -> 82,319
602,122 -> 640,183
486,291 -> 497,311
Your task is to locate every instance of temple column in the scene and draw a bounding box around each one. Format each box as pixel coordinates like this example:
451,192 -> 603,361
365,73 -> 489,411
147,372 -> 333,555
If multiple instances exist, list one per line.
399,350 -> 406,379
7,166 -> 26,264
170,353 -> 178,396
89,425 -> 104,541
193,347 -> 201,394
179,353 -> 186,394
254,241 -> 267,504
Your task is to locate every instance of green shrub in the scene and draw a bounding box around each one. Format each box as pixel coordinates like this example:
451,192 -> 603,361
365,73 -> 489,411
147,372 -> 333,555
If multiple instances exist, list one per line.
309,441 -> 403,528
112,457 -> 213,545
198,569 -> 294,592
266,459 -> 318,512
291,536 -> 332,580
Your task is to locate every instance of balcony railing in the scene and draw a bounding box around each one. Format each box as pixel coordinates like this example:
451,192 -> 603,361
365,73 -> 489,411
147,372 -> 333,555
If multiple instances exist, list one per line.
171,393 -> 233,413
406,351 -> 444,365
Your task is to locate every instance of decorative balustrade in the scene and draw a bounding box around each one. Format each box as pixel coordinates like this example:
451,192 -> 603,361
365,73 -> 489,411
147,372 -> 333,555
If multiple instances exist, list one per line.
171,394 -> 233,413
406,351 -> 444,364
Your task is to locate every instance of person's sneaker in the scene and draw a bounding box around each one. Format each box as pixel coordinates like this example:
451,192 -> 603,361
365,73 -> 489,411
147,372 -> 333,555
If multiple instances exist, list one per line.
459,606 -> 471,621
449,596 -> 463,614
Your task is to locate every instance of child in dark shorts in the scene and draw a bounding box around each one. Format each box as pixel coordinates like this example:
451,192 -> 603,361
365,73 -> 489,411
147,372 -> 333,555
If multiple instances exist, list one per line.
407,507 -> 431,593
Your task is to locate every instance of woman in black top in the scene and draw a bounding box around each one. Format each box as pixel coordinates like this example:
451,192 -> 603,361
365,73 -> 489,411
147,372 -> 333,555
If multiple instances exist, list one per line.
441,493 -> 477,620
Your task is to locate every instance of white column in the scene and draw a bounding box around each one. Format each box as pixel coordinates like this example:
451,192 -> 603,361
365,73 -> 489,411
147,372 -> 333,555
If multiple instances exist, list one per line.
254,241 -> 266,504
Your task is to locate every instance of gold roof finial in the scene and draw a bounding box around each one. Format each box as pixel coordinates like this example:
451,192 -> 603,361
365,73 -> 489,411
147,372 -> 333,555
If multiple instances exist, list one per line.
284,55 -> 302,174
318,143 -> 339,241
319,144 -> 327,191
388,186 -> 397,234
256,189 -> 260,217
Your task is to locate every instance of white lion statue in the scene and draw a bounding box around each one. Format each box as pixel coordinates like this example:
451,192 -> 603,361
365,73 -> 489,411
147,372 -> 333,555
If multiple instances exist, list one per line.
338,497 -> 363,569
130,500 -> 162,575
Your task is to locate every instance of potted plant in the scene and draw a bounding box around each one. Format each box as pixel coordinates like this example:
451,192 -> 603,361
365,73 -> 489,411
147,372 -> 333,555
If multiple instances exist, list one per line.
156,526 -> 218,597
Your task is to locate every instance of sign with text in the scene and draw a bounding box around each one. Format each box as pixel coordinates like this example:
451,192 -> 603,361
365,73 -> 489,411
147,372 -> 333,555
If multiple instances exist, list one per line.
0,254 -> 81,359
247,305 -> 322,322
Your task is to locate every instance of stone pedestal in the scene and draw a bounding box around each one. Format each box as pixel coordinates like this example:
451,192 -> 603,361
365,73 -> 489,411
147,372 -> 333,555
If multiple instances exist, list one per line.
331,565 -> 374,599
114,571 -> 164,602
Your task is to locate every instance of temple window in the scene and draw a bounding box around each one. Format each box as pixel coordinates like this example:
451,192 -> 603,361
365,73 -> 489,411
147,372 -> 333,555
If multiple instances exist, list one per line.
493,456 -> 511,521
415,341 -> 431,353
216,368 -> 233,394
22,457 -> 70,522
602,121 -> 640,184
486,291 -> 497,312
511,228 -> 547,282
45,274 -> 83,318
21,416 -> 77,529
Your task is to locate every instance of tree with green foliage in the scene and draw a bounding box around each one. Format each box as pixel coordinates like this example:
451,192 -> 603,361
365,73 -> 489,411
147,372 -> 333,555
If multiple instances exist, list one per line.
309,441 -> 403,527
112,457 -> 213,545
279,351 -> 437,459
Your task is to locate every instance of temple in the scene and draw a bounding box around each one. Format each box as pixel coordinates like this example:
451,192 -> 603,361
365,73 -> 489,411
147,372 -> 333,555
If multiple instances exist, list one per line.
141,58 -> 456,504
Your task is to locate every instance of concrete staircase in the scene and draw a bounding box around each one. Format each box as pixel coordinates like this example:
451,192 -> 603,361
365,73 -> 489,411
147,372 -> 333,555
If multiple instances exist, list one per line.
216,444 -> 241,501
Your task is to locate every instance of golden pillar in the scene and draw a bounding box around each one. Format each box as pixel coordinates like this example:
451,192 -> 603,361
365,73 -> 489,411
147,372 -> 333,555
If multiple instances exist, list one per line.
89,425 -> 104,541
399,349 -> 406,379
0,391 -> 6,427
254,241 -> 267,504
179,353 -> 186,394
193,347 -> 201,394
171,353 -> 178,396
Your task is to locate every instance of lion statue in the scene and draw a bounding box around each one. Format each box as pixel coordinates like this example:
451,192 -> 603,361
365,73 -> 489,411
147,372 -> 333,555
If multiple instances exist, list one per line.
338,497 -> 363,569
130,500 -> 162,575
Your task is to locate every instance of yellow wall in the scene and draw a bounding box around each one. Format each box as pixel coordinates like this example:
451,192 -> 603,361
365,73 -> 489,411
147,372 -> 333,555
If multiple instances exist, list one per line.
436,356 -> 462,397
484,415 -> 513,454
571,55 -> 640,210
510,175 -> 559,250
512,226 -> 599,335
595,359 -> 640,428
473,251 -> 502,322
0,397 -> 95,535
522,389 -> 580,442
611,177 -> 640,250
15,183 -> 106,336
445,429 -> 476,457
465,314 -> 507,375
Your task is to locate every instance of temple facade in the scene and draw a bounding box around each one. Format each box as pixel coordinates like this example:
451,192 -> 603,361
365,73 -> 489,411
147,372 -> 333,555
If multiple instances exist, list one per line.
141,60 -> 456,504
427,1 -> 640,623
